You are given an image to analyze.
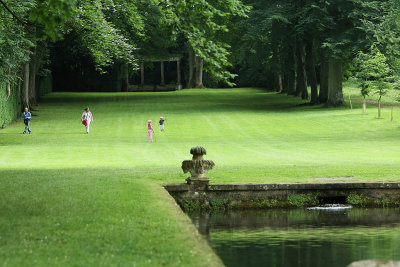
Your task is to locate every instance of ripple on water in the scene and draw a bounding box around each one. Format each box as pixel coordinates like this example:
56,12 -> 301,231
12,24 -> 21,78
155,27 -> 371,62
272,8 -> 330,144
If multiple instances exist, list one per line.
307,204 -> 353,210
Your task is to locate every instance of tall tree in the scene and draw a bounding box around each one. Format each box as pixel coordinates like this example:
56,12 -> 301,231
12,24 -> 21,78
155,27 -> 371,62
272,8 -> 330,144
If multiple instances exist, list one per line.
161,0 -> 249,88
295,1 -> 333,103
0,0 -> 34,108
322,0 -> 385,106
1,0 -> 137,107
354,47 -> 393,117
360,0 -> 400,77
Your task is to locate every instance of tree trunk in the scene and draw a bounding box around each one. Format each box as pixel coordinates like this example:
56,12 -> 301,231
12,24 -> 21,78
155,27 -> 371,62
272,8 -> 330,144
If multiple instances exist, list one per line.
28,62 -> 36,106
391,107 -> 393,121
295,41 -> 308,99
349,95 -> 353,109
288,70 -> 296,95
287,47 -> 296,95
286,46 -> 296,95
28,43 -> 38,107
140,61 -> 144,86
121,63 -> 129,92
327,58 -> 344,106
278,74 -> 283,93
22,62 -> 30,109
281,74 -> 288,94
273,73 -> 279,92
6,82 -> 11,101
187,46 -> 195,88
378,98 -> 381,118
363,98 -> 366,113
28,29 -> 38,107
160,61 -> 165,85
125,65 -> 129,91
319,60 -> 329,103
177,59 -> 181,85
305,39 -> 318,103
195,56 -> 204,88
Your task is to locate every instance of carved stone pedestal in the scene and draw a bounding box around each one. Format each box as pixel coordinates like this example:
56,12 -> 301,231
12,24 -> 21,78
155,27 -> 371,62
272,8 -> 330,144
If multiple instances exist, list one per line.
181,146 -> 214,189
186,177 -> 210,191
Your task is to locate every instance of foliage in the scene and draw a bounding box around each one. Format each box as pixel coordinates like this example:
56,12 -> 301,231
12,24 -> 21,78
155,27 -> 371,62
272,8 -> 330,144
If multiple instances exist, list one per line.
361,0 -> 400,75
70,0 -> 135,70
346,193 -> 369,207
320,0 -> 371,58
354,46 -> 393,100
0,0 -> 33,83
110,0 -> 178,60
230,0 -> 400,93
0,81 -> 21,128
346,193 -> 400,207
161,0 -> 250,86
3,0 -> 400,93
343,79 -> 400,105
288,193 -> 320,207
210,197 -> 228,210
2,0 -> 251,91
29,0 -> 77,40
0,0 -> 136,82
232,0 -> 292,87
180,199 -> 206,212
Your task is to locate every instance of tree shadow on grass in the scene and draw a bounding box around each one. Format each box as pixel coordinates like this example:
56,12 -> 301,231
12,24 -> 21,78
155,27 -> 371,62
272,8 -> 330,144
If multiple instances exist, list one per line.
40,89 -> 348,114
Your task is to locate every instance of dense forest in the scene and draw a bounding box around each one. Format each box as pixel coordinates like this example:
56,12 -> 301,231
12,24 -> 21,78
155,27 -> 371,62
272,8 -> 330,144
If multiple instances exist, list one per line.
1,0 -> 400,126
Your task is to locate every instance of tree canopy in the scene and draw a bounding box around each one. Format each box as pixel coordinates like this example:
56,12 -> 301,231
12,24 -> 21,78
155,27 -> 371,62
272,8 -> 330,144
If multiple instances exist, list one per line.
1,0 -> 400,107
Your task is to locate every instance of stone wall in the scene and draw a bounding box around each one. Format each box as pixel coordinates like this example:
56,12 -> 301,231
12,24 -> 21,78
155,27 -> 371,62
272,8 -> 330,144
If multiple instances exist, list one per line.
165,182 -> 400,212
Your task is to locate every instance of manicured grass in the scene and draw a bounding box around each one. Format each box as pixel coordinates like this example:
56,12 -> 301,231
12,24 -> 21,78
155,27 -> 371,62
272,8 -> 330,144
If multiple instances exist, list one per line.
0,172 -> 221,266
1,87 -> 400,265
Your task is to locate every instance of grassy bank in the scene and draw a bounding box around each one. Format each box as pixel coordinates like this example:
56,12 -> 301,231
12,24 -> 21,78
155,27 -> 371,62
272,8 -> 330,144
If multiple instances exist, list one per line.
1,87 -> 400,265
0,171 -> 221,266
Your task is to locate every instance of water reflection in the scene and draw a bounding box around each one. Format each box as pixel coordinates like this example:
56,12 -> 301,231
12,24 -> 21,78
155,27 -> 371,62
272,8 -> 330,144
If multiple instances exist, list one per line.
188,208 -> 400,267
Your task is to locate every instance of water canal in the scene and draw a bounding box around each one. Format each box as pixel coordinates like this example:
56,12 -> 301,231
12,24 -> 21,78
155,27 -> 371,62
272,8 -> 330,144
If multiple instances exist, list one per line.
188,207 -> 400,267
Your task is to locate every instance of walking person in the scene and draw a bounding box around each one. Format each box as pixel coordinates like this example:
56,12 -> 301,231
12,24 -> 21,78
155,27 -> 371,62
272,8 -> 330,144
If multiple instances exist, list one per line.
81,107 -> 94,134
22,107 -> 32,134
148,120 -> 154,142
159,116 -> 167,132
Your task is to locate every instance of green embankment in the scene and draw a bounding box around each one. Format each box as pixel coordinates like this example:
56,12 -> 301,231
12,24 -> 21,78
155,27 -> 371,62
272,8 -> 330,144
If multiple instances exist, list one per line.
0,82 -> 21,128
1,87 -> 400,265
0,74 -> 52,129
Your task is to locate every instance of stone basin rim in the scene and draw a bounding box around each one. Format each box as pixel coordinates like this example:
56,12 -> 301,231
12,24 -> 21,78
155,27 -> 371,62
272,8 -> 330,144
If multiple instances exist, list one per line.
164,182 -> 400,192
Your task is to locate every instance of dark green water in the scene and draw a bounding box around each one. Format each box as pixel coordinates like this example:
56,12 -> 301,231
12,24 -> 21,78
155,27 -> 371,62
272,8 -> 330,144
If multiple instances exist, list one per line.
189,207 -> 400,267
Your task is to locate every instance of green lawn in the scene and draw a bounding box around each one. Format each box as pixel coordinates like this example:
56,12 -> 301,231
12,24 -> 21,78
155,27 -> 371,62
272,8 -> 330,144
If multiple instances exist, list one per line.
1,87 -> 400,265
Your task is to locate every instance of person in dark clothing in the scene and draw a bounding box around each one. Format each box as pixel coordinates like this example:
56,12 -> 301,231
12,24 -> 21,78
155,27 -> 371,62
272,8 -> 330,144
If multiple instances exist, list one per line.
159,116 -> 167,132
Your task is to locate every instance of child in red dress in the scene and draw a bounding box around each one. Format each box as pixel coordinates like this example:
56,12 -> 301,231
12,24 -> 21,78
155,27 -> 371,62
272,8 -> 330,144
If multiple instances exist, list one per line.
148,120 -> 154,142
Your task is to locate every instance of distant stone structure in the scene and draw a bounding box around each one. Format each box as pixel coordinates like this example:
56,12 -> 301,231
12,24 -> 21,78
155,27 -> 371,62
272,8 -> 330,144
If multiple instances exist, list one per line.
139,56 -> 182,90
181,146 -> 215,188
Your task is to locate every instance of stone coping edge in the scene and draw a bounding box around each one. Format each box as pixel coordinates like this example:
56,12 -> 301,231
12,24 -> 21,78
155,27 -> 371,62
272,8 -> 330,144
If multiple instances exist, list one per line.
164,182 -> 400,192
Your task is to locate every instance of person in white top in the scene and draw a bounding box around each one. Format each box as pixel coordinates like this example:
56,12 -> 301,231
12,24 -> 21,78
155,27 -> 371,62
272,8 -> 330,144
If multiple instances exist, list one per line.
81,107 -> 94,134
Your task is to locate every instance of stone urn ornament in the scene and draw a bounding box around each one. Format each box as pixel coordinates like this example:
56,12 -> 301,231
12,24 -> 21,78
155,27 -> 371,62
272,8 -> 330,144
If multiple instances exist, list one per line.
182,146 -> 215,185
